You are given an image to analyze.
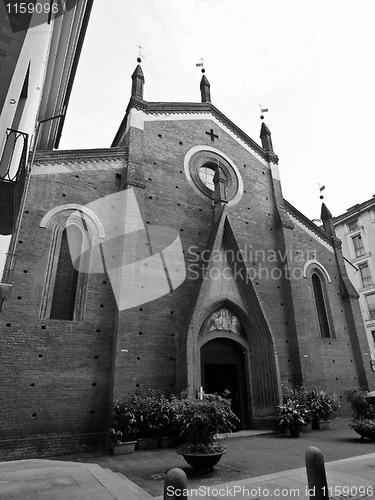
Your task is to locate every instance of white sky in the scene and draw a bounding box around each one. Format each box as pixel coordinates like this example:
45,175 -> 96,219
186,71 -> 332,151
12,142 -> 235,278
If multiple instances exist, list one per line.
59,0 -> 375,221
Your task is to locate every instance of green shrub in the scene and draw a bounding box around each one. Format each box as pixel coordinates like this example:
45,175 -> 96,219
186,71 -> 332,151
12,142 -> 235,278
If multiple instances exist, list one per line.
278,399 -> 308,427
178,394 -> 239,454
112,389 -> 170,440
281,385 -> 340,422
350,419 -> 375,441
344,389 -> 375,421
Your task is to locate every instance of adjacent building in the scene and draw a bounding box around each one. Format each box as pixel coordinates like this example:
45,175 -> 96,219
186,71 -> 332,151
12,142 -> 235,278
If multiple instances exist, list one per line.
0,0 -> 93,287
334,196 -> 375,369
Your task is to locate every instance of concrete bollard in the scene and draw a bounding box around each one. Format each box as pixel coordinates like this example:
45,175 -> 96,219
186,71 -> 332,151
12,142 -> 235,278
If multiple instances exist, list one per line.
305,446 -> 329,500
164,468 -> 188,499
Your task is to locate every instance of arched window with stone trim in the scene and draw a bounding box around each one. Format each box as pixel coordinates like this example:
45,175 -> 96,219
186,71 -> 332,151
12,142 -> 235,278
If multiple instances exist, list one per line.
311,272 -> 331,338
39,204 -> 100,321
49,226 -> 81,320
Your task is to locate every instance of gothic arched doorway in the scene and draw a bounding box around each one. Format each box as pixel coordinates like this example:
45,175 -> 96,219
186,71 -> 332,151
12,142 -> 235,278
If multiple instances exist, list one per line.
200,338 -> 249,429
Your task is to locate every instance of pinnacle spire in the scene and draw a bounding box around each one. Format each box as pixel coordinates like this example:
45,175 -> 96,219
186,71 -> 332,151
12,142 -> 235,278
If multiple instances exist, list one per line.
260,122 -> 274,153
131,57 -> 145,99
320,202 -> 335,236
200,74 -> 211,103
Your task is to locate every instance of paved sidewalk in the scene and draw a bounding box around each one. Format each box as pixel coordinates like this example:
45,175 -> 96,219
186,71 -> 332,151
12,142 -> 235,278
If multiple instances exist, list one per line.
0,418 -> 374,499
0,458 -> 152,499
157,453 -> 374,499
0,452 -> 374,499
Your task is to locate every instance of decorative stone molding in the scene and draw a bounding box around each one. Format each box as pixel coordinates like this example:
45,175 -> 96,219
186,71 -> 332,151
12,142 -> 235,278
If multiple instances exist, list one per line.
33,148 -> 128,166
303,259 -> 332,282
184,146 -> 243,206
207,308 -> 240,335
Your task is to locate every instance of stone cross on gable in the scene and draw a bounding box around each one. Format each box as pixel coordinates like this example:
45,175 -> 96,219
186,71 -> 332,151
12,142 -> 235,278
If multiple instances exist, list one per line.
205,129 -> 219,142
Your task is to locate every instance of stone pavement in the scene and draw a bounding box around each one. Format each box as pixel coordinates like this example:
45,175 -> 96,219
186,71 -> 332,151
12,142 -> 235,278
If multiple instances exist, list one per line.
0,418 -> 374,499
0,458 -> 153,499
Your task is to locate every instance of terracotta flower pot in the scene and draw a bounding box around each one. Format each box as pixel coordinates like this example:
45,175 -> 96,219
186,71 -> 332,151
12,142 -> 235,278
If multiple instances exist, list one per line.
110,441 -> 137,455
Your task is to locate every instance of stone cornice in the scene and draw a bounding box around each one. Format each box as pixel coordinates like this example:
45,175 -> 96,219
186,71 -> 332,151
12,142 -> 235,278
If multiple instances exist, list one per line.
33,147 -> 128,165
284,199 -> 333,246
333,196 -> 375,225
112,98 -> 277,164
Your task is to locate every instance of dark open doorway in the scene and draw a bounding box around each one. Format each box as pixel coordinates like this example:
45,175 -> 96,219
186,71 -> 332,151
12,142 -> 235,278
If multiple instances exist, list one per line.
204,363 -> 241,428
201,338 -> 249,429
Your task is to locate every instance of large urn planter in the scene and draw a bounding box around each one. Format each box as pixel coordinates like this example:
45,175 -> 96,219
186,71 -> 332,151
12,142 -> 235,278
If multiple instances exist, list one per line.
352,427 -> 375,441
137,437 -> 159,450
350,420 -> 375,441
110,441 -> 137,455
177,448 -> 227,472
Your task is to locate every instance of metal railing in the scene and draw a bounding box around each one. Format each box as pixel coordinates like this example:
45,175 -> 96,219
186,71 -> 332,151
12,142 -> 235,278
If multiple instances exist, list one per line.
0,129 -> 29,284
0,128 -> 28,182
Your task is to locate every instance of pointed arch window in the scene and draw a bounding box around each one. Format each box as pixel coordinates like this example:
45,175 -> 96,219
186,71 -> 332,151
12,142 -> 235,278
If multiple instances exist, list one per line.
312,272 -> 331,338
49,227 -> 80,320
40,210 -> 93,321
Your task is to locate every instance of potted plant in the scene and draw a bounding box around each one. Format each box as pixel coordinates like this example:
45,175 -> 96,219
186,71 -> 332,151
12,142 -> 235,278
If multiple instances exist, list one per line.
319,390 -> 340,428
177,393 -> 239,471
344,389 -> 375,440
158,396 -> 183,448
307,388 -> 340,429
108,428 -> 137,455
109,398 -> 139,455
350,419 -> 375,441
281,385 -> 311,432
132,389 -> 166,449
344,389 -> 375,421
278,398 -> 308,437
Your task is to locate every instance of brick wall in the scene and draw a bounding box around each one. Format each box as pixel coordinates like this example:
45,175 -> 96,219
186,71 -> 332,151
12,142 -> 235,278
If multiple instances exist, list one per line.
0,150 -> 124,455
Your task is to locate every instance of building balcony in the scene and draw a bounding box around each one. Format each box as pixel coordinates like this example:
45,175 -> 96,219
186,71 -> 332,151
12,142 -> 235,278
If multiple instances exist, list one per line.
0,128 -> 28,235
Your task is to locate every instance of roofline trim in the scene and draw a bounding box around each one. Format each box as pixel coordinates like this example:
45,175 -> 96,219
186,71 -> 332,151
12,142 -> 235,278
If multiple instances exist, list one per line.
112,98 -> 278,165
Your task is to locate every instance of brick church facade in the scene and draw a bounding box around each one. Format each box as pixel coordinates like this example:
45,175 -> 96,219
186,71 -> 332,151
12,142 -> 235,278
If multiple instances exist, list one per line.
0,62 -> 372,458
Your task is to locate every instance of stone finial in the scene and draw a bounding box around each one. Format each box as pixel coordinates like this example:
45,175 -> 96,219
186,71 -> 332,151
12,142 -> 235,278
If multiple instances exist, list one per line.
131,62 -> 145,99
260,122 -> 274,153
320,203 -> 335,236
200,74 -> 211,103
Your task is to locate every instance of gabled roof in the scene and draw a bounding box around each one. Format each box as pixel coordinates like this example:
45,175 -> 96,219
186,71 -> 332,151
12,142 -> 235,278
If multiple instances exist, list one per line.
111,96 -> 277,164
284,199 -> 333,246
